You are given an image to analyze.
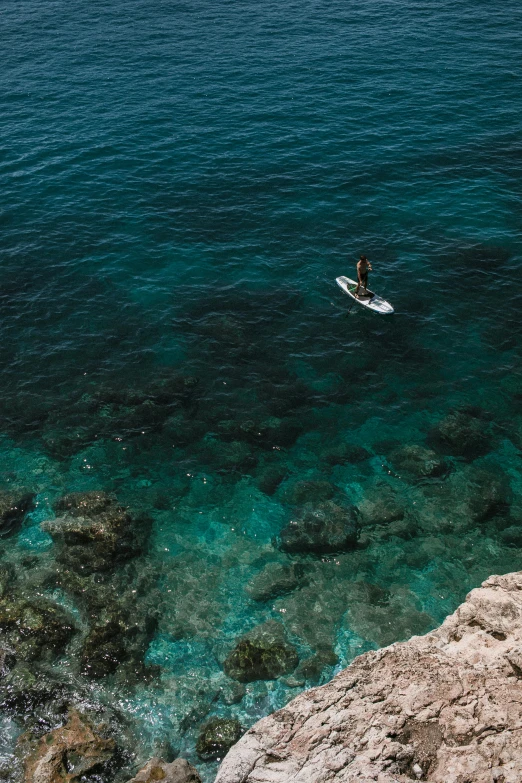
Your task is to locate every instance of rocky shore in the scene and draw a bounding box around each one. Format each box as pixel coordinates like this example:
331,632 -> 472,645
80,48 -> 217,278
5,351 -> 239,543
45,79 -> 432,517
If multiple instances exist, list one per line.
215,571 -> 522,783
14,557 -> 522,783
0,368 -> 521,782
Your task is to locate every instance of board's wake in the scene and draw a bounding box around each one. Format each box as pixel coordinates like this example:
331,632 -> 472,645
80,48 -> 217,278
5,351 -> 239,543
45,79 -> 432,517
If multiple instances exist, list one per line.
336,276 -> 394,315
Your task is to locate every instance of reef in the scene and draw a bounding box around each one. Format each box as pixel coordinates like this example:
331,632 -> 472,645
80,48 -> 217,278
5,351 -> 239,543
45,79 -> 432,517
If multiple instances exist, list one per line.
215,571 -> 522,783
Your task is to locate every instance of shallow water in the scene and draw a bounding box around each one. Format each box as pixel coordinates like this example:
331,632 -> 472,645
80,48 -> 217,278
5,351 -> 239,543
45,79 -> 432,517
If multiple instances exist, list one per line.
1,0 -> 522,778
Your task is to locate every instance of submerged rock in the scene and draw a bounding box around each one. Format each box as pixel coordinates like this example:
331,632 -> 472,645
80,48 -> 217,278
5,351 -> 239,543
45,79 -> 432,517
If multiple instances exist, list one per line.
196,437 -> 257,474
245,562 -> 308,602
261,378 -> 313,418
357,485 -> 416,541
0,491 -> 34,538
218,680 -> 246,706
126,757 -> 201,783
278,501 -> 359,554
254,465 -> 287,496
292,645 -> 338,684
429,409 -> 492,460
217,416 -> 301,450
20,708 -> 117,783
281,479 -> 335,505
41,374 -> 201,457
0,663 -> 71,727
196,718 -> 243,761
224,621 -> 298,683
466,468 -> 511,522
0,563 -> 15,598
215,571 -> 522,783
0,597 -> 75,662
388,444 -> 449,479
80,619 -> 127,679
0,647 -> 16,678
54,490 -> 114,516
358,488 -> 405,527
321,443 -> 371,465
499,525 -> 522,548
43,494 -> 150,573
79,607 -> 158,681
162,413 -> 206,448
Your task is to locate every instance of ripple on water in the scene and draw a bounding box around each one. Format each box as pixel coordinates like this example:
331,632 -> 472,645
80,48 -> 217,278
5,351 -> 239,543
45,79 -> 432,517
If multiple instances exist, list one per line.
1,0 -> 522,777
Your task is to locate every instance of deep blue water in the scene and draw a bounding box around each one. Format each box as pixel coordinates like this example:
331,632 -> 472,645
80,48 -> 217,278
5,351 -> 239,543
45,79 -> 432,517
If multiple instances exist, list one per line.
1,0 -> 522,778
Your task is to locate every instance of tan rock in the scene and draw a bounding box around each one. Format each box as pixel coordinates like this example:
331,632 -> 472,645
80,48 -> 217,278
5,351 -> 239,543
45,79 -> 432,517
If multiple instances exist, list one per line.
126,757 -> 201,783
22,708 -> 115,783
215,571 -> 522,783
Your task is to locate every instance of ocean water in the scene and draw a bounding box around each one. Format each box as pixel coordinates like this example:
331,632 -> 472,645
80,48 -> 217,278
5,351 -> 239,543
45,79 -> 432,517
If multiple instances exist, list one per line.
1,0 -> 522,778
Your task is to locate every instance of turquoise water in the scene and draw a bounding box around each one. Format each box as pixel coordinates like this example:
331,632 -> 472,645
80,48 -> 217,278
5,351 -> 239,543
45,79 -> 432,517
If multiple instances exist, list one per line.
1,0 -> 522,778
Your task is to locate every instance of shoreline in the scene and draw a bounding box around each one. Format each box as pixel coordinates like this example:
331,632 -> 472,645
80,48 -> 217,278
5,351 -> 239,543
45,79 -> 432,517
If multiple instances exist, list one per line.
214,571 -> 522,783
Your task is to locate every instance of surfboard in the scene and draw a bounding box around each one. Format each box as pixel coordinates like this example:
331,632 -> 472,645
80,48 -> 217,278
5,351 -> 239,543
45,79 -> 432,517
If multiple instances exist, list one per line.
336,276 -> 394,315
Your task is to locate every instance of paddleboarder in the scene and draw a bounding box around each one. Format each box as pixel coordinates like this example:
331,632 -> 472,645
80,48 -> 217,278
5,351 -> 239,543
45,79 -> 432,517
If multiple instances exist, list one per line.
354,255 -> 372,298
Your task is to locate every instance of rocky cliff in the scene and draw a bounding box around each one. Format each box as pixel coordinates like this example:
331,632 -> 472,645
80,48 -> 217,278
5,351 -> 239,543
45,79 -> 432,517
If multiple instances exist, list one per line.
215,571 -> 522,783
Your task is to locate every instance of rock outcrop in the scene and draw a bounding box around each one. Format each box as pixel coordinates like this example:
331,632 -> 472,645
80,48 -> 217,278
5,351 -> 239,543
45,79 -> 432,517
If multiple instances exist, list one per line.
21,708 -> 117,783
215,572 -> 522,783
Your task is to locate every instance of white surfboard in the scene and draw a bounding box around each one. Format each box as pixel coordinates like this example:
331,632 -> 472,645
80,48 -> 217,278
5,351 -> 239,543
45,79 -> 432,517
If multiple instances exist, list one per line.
336,276 -> 394,315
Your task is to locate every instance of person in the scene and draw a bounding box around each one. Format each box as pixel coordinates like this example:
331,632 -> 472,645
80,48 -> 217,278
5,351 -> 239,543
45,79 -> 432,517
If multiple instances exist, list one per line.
355,254 -> 372,297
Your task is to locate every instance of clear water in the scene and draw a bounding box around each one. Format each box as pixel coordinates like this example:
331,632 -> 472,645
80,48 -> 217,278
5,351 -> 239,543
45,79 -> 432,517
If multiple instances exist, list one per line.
1,0 -> 522,778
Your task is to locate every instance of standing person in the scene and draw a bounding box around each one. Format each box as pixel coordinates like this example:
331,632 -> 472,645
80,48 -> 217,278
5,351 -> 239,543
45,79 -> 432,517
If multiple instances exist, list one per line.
355,254 -> 372,297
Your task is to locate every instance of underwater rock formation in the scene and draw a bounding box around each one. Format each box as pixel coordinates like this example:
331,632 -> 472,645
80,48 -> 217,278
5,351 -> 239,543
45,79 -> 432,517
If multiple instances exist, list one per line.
245,562 -> 308,602
40,373 -> 201,459
79,608 -> 158,681
42,491 -> 151,573
281,479 -> 336,505
320,443 -> 370,466
291,645 -> 339,686
215,571 -> 522,783
79,618 -> 129,679
223,621 -> 299,683
429,409 -> 492,460
196,718 -> 244,761
278,501 -> 359,554
0,596 -> 75,662
0,491 -> 34,538
216,416 -> 301,451
54,490 -> 114,516
388,445 -> 448,480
